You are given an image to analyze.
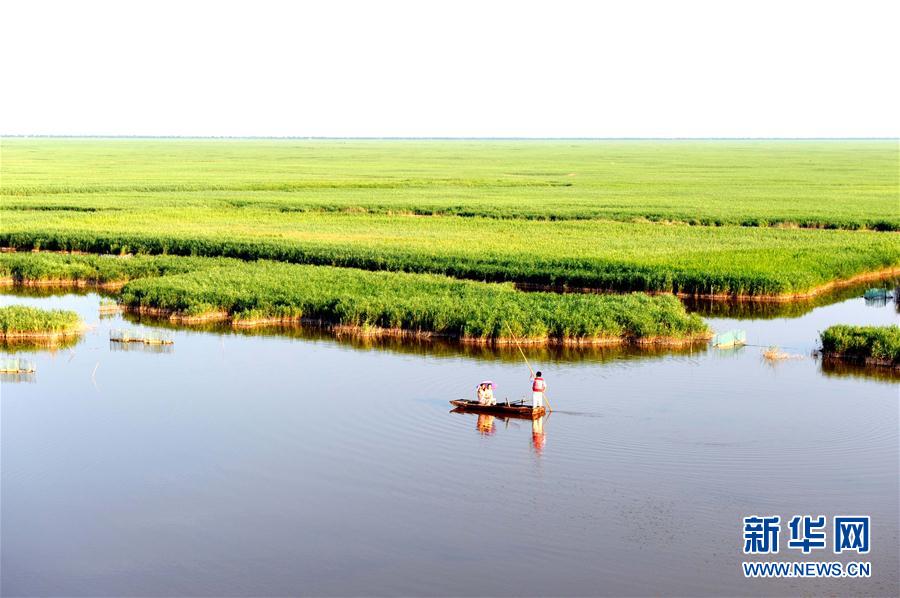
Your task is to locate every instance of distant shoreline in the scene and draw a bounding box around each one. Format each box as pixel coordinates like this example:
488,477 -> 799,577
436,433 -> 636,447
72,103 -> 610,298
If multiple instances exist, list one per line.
2,135 -> 898,141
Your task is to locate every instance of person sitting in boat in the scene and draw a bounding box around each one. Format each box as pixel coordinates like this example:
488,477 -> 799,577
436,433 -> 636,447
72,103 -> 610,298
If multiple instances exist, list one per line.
476,381 -> 496,405
530,371 -> 546,409
483,384 -> 495,405
476,384 -> 487,404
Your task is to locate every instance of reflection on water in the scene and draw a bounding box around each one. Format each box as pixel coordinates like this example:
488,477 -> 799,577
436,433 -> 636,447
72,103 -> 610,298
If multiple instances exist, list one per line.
515,276 -> 900,320
684,277 -> 899,319
108,340 -> 175,354
820,356 -> 900,382
0,285 -> 116,299
531,416 -> 546,453
454,411 -> 549,453
476,413 -> 495,435
1,289 -> 898,597
1,372 -> 36,384
863,287 -> 898,309
117,311 -> 712,363
0,336 -> 82,355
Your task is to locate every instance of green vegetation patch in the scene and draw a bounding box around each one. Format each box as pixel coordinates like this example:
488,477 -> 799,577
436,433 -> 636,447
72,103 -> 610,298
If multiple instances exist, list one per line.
820,325 -> 900,366
0,305 -> 83,338
2,139 -> 898,230
0,252 -> 220,285
0,252 -> 708,343
3,139 -> 897,298
119,260 -> 709,343
3,214 -> 896,296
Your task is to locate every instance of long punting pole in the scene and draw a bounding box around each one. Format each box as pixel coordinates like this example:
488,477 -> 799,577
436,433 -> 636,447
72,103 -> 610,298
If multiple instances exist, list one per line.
504,322 -> 552,413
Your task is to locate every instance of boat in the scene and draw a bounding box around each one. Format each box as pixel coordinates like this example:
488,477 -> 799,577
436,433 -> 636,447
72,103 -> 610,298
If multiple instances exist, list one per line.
449,399 -> 545,418
712,329 -> 747,348
863,288 -> 892,300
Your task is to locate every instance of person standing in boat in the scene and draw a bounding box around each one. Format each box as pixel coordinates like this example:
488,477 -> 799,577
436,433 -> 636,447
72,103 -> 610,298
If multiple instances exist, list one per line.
531,371 -> 546,409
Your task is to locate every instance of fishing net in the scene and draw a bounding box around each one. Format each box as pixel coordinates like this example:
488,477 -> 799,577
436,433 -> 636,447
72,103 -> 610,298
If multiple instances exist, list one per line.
109,328 -> 173,344
0,358 -> 36,373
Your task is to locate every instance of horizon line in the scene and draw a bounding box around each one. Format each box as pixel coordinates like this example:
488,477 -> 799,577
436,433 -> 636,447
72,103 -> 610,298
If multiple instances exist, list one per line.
2,135 -> 898,141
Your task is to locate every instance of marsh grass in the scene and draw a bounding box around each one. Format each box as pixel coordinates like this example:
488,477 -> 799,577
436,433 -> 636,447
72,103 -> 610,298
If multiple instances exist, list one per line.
0,253 -> 709,343
118,260 -> 710,343
820,325 -> 900,366
0,305 -> 83,339
3,139 -> 897,230
2,139 -> 896,298
3,215 -> 897,296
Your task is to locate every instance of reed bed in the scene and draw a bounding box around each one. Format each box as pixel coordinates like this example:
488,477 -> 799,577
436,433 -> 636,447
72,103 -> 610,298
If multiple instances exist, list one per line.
0,305 -> 83,339
3,216 -> 896,297
3,139 -> 897,230
117,259 -> 710,343
0,252 -> 220,286
1,140 -> 898,299
820,325 -> 900,367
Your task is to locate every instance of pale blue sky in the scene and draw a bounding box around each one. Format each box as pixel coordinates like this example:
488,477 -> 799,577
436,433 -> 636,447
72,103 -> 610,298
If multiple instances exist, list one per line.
2,0 -> 898,137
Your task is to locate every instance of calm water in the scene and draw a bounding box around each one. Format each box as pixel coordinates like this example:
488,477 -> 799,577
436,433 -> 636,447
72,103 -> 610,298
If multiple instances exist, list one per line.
1,291 -> 898,597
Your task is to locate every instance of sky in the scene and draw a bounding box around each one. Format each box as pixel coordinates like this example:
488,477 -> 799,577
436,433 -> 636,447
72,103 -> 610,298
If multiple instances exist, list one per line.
1,0 -> 898,138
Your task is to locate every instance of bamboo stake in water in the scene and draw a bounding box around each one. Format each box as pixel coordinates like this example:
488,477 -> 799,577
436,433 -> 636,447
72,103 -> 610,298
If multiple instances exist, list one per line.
504,322 -> 552,413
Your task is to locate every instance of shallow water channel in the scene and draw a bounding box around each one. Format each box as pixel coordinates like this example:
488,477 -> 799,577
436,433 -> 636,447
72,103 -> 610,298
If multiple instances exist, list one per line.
2,289 -> 898,596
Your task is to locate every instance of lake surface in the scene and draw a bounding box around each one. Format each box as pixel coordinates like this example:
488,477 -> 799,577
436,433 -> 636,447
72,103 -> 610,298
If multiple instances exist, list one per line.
1,290 -> 898,597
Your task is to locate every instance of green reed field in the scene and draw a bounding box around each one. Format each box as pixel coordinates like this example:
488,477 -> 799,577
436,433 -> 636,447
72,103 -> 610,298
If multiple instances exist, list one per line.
0,305 -> 82,337
0,253 -> 708,343
820,325 -> 900,366
3,210 -> 897,296
0,138 -> 897,301
3,138 -> 898,229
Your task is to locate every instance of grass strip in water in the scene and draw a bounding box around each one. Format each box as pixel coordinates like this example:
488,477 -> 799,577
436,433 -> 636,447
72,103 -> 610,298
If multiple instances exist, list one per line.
119,260 -> 710,344
820,325 -> 900,367
0,252 -> 709,344
0,305 -> 84,340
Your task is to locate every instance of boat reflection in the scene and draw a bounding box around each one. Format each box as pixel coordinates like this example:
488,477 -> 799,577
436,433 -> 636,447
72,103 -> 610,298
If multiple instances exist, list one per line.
452,408 -> 549,452
476,414 -> 496,435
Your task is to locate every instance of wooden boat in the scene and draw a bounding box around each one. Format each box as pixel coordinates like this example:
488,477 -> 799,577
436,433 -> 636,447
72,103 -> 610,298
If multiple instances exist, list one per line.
450,399 -> 545,418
